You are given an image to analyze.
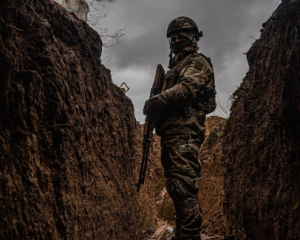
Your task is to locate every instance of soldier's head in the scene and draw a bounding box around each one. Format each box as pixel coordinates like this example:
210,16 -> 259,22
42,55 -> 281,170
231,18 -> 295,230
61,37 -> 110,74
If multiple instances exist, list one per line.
167,16 -> 202,54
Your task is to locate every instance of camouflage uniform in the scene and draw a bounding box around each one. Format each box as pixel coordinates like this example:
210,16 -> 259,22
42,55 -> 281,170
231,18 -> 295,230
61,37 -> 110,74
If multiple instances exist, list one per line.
150,45 -> 215,240
143,17 -> 216,240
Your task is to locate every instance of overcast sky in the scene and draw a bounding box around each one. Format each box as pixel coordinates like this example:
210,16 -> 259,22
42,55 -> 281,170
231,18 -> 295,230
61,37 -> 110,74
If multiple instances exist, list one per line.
87,0 -> 279,123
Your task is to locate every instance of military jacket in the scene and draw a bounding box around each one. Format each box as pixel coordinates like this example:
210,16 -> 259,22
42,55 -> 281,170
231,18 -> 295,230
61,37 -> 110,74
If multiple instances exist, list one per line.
154,46 -> 216,138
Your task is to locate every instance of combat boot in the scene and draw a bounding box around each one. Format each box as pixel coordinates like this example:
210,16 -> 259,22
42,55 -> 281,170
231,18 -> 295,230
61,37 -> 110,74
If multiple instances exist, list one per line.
170,227 -> 181,240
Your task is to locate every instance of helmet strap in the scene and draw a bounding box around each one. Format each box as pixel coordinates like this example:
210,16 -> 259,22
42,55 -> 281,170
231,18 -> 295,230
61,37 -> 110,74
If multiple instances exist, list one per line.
168,49 -> 173,69
168,39 -> 173,68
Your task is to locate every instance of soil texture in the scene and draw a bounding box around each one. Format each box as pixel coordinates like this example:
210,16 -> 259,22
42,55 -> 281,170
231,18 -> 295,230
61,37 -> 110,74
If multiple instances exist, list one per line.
223,1 -> 300,239
0,0 -> 155,239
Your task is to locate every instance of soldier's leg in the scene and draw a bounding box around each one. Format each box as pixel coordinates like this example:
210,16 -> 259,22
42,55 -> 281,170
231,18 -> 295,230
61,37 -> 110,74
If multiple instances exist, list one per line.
166,178 -> 202,240
161,136 -> 203,240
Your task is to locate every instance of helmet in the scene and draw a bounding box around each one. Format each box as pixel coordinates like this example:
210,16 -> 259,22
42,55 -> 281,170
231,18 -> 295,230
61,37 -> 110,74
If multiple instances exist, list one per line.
167,16 -> 200,41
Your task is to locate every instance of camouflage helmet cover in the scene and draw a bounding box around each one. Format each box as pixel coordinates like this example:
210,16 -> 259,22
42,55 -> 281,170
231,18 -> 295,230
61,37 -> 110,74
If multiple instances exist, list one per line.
167,16 -> 200,41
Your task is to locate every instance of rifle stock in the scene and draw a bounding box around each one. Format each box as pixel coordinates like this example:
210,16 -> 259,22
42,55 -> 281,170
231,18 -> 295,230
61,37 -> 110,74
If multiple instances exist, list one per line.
136,64 -> 165,192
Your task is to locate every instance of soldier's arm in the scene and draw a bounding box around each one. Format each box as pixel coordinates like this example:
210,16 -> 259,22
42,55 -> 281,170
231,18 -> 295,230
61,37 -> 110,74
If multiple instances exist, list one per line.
151,57 -> 213,109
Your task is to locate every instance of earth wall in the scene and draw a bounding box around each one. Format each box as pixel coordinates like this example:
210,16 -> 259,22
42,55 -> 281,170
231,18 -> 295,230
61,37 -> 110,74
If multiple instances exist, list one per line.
0,0 -> 155,239
223,0 -> 300,239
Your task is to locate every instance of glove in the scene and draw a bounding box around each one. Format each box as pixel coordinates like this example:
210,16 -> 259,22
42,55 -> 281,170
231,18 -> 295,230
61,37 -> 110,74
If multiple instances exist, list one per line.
143,94 -> 169,115
143,98 -> 153,115
143,94 -> 161,115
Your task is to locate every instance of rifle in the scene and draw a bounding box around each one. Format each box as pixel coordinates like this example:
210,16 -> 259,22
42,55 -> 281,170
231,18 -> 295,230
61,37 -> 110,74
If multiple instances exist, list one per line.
136,64 -> 165,192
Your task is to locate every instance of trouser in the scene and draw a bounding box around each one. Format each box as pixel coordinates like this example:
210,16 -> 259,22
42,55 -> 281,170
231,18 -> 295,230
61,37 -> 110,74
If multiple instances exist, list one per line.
161,135 -> 203,239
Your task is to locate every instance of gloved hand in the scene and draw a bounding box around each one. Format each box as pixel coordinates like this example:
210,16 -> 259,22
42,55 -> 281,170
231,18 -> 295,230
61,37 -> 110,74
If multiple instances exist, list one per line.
143,98 -> 153,115
143,94 -> 162,115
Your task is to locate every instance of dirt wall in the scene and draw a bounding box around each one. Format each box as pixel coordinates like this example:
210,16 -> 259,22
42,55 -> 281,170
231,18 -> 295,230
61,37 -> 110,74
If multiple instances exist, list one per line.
0,0 -> 155,239
198,116 -> 226,237
223,0 -> 300,239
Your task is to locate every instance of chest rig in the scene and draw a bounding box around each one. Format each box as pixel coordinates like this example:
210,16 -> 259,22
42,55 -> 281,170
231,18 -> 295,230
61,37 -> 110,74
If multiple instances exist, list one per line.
164,52 -> 216,114
165,52 -> 197,89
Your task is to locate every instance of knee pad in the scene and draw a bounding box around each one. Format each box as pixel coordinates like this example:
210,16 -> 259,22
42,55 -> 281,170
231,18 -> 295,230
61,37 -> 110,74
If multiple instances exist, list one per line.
166,178 -> 199,199
166,178 -> 187,199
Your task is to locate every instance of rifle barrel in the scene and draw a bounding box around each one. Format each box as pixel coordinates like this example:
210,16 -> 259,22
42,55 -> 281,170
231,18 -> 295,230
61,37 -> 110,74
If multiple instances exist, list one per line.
136,137 -> 151,192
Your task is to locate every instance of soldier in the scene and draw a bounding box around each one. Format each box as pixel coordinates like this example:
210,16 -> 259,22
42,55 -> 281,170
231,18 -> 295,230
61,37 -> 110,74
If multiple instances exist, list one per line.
143,16 -> 216,240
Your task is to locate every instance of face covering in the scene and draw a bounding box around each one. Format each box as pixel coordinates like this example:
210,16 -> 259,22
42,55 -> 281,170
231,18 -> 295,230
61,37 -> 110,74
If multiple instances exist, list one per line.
170,39 -> 192,54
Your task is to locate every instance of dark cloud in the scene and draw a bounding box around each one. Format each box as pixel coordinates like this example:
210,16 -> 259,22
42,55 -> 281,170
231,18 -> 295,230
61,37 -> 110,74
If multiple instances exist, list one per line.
88,0 -> 279,122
